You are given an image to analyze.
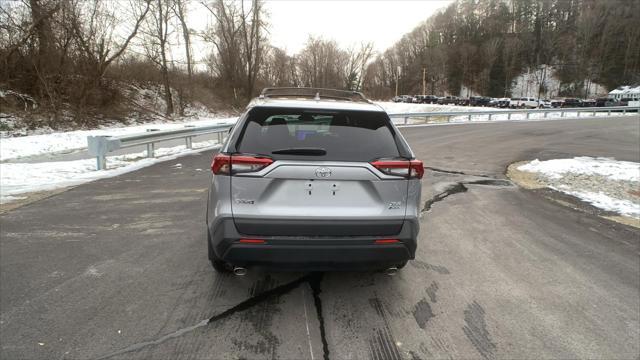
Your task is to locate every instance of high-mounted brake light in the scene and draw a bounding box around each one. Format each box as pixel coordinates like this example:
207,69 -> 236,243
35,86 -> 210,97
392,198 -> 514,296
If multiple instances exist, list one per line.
211,154 -> 273,175
370,159 -> 424,179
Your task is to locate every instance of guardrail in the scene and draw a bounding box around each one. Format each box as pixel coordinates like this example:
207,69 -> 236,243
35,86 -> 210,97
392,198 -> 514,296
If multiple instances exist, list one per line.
86,105 -> 638,170
87,123 -> 233,170
388,105 -> 639,125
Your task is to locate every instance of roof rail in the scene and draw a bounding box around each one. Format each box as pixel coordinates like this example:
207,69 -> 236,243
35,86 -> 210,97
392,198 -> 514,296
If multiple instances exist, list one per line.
259,87 -> 369,103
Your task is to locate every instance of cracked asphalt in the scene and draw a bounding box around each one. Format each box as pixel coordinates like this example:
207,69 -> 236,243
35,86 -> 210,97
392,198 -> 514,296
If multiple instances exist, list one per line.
1,116 -> 639,359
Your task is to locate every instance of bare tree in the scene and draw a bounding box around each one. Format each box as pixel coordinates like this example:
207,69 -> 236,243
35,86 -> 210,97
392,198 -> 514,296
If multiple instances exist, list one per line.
141,0 -> 175,115
70,0 -> 151,122
173,0 -> 192,81
343,42 -> 374,91
202,0 -> 266,101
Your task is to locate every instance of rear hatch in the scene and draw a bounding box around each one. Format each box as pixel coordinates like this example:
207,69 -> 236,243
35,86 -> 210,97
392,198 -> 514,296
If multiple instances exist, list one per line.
224,107 -> 416,237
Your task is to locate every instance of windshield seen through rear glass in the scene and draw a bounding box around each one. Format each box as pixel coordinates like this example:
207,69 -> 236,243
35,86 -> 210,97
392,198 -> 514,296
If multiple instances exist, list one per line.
236,107 -> 403,162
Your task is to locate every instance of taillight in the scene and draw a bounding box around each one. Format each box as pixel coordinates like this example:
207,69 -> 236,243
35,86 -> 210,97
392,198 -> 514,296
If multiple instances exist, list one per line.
211,154 -> 231,175
211,154 -> 273,175
370,159 -> 424,179
231,155 -> 273,174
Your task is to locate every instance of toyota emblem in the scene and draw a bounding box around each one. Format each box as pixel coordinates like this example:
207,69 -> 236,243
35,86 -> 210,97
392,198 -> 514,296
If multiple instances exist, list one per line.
315,167 -> 332,178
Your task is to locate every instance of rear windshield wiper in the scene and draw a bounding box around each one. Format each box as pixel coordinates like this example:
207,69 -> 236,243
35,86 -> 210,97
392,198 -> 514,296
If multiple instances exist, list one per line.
271,147 -> 327,156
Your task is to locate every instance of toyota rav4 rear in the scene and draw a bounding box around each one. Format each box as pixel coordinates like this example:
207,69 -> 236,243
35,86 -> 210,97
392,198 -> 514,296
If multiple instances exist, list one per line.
206,88 -> 422,273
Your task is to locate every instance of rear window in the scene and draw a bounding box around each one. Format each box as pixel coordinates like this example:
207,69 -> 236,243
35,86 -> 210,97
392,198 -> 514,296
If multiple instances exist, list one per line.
235,107 -> 402,161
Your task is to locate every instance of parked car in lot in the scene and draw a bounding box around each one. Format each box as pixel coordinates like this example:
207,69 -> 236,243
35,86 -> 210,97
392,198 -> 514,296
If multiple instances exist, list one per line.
414,95 -> 438,104
562,98 -> 582,108
595,98 -> 608,107
581,99 -> 597,107
437,95 -> 459,105
550,99 -> 564,108
456,97 -> 470,106
538,99 -> 552,108
509,97 -> 540,108
207,87 -> 423,274
469,96 -> 491,107
401,95 -> 415,103
497,98 -> 511,108
392,95 -> 413,103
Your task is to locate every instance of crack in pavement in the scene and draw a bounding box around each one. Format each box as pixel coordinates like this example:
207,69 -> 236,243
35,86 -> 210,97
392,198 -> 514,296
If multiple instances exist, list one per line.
421,179 -> 512,213
309,273 -> 330,360
95,272 -> 328,360
425,166 -> 493,178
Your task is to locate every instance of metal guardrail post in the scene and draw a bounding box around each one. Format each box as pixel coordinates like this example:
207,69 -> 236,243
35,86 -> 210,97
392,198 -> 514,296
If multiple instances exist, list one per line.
468,114 -> 472,121
185,125 -> 195,149
608,110 -> 611,116
507,113 -> 511,120
404,116 -> 408,124
561,111 -> 565,117
488,114 -> 492,121
526,112 -> 530,119
146,129 -> 159,157
97,154 -> 106,170
544,111 -> 548,118
447,115 -> 451,123
217,132 -> 223,144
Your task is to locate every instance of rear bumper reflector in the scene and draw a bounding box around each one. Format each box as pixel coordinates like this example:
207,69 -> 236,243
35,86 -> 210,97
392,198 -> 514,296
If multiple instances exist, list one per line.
238,239 -> 266,244
374,239 -> 400,244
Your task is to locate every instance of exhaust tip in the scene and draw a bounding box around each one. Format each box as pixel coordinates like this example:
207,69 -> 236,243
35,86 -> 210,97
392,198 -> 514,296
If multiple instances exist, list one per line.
385,267 -> 398,276
233,267 -> 247,276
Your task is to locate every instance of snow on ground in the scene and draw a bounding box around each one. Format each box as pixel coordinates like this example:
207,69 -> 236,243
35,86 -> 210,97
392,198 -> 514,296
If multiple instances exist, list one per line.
0,140 -> 220,204
518,157 -> 639,182
518,157 -> 640,218
0,116 -> 237,161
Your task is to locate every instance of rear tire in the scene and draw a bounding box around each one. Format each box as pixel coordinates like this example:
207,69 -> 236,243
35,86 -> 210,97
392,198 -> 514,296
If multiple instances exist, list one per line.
396,260 -> 408,269
207,229 -> 232,273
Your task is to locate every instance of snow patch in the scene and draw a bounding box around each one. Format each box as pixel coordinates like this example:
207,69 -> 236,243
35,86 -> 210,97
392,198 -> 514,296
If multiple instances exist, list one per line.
0,116 -> 237,161
0,140 -> 221,204
518,157 -> 639,182
518,157 -> 640,218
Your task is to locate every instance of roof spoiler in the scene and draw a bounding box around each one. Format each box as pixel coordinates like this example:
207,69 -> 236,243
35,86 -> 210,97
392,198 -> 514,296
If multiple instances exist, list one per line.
259,87 -> 370,103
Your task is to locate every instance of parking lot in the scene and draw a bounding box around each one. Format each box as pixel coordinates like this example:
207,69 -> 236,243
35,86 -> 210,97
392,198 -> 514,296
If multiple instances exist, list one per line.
1,116 -> 639,359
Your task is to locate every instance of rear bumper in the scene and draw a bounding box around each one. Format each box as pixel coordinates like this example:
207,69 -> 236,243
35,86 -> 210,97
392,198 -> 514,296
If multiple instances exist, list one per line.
208,217 -> 418,270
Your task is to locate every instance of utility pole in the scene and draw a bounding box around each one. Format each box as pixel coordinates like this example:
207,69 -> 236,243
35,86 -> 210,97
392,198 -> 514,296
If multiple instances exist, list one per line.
395,66 -> 401,97
422,68 -> 426,95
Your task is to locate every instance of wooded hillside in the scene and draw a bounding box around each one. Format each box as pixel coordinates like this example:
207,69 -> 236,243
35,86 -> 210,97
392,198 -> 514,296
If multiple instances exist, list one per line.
363,0 -> 640,99
1,0 -> 638,130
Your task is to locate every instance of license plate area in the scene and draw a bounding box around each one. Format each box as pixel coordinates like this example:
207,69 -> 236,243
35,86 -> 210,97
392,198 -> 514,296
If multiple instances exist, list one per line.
304,180 -> 340,196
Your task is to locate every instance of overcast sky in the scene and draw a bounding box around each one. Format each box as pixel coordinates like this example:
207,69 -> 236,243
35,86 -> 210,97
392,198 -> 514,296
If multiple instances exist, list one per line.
186,0 -> 452,63
264,0 -> 452,54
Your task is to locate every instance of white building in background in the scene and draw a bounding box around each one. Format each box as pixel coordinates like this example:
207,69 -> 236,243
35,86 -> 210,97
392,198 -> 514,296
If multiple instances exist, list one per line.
608,85 -> 640,101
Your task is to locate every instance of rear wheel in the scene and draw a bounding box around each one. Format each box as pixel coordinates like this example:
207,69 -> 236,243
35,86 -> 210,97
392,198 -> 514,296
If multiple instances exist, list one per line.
208,229 -> 232,273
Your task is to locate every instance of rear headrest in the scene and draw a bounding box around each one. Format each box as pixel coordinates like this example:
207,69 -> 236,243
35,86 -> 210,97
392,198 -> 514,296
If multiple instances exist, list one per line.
331,114 -> 349,127
269,117 -> 287,126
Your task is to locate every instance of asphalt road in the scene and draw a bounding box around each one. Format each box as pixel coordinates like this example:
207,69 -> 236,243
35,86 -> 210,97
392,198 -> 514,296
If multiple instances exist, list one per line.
1,116 -> 639,359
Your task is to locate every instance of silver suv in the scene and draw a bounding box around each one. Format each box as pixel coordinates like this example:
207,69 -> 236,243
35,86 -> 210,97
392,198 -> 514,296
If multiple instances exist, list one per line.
206,88 -> 423,274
